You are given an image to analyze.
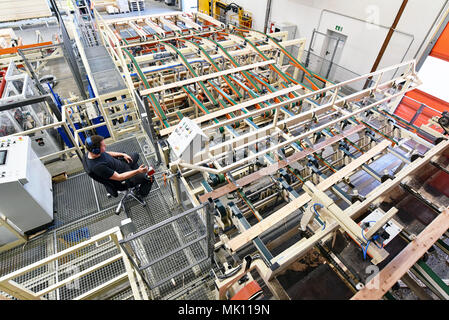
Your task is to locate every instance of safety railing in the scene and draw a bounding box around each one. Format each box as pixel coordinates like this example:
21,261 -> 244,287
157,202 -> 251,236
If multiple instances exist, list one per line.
62,89 -> 143,148
119,201 -> 215,300
0,227 -> 147,300
8,103 -> 83,164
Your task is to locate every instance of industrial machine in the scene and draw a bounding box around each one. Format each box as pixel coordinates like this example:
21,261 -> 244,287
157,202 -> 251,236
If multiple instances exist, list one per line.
0,8 -> 448,302
0,136 -> 53,246
198,0 -> 252,28
0,61 -> 61,158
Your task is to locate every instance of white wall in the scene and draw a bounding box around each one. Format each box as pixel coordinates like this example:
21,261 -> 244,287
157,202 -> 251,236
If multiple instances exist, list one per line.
418,56 -> 449,102
229,0 -> 447,77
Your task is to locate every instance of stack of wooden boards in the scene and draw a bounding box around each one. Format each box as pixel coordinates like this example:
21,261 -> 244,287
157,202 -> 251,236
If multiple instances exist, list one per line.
0,0 -> 51,22
93,0 -> 130,14
0,28 -> 17,48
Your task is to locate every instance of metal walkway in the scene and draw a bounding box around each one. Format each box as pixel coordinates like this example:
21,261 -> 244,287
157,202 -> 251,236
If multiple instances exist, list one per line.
0,135 -> 214,300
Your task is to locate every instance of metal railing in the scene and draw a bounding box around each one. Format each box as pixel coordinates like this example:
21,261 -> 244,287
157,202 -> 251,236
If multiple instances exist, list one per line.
0,227 -> 147,300
119,200 -> 215,300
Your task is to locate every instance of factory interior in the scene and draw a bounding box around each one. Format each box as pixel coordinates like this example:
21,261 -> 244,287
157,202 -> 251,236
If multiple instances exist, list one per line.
0,0 -> 449,302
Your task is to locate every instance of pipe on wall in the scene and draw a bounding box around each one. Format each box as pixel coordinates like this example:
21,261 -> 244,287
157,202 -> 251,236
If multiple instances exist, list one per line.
263,0 -> 272,34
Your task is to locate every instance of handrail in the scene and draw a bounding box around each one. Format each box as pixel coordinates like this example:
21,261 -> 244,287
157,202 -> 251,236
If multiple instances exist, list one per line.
0,227 -> 146,300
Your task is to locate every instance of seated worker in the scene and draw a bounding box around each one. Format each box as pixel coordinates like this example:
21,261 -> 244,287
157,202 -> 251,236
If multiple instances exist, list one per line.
85,135 -> 153,198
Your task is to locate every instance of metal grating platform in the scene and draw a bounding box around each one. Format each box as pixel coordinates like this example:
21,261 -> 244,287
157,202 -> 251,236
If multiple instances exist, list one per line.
53,173 -> 98,225
0,134 -> 200,300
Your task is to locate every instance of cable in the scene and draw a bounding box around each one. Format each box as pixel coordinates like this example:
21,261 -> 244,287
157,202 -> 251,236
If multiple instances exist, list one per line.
311,203 -> 326,230
361,221 -> 385,254
362,240 -> 371,260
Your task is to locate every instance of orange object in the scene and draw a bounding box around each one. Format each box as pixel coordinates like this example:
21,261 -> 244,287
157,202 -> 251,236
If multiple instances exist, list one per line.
231,280 -> 263,300
394,89 -> 448,134
431,22 -> 449,62
0,41 -> 52,55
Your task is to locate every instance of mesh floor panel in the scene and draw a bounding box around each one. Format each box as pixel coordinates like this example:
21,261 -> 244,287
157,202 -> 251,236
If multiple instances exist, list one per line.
53,173 -> 98,225
0,136 -> 211,300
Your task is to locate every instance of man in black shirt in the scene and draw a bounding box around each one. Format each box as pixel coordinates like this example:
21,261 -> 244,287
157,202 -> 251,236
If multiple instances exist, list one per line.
85,135 -> 153,197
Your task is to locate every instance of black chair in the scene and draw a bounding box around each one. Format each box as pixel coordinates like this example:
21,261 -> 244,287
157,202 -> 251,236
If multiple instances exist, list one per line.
82,153 -> 146,215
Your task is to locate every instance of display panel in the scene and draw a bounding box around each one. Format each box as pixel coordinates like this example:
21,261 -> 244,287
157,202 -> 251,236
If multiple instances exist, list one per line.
0,150 -> 7,165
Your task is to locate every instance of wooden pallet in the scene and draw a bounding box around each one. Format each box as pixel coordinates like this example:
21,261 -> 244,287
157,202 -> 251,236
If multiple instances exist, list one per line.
0,0 -> 51,22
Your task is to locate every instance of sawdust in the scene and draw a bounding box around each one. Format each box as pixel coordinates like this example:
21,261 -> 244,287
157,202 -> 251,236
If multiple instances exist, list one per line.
283,248 -> 326,273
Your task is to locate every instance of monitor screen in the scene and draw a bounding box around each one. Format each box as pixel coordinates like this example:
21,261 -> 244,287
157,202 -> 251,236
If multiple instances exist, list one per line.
0,150 -> 7,165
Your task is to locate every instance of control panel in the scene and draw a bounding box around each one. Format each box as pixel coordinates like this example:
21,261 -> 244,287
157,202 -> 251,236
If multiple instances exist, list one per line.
167,117 -> 207,163
0,136 -> 28,183
0,135 -> 53,244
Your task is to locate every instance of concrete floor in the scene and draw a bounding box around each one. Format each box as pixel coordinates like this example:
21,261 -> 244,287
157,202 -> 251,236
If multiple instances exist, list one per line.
37,56 -> 83,100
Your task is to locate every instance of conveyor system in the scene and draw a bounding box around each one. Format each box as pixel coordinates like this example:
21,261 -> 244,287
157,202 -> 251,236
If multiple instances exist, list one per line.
1,10 -> 448,301
92,11 -> 449,300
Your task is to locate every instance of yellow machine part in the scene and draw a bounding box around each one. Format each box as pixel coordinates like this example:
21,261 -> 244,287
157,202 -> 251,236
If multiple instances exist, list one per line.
198,0 -> 211,15
238,8 -> 252,29
201,0 -> 252,29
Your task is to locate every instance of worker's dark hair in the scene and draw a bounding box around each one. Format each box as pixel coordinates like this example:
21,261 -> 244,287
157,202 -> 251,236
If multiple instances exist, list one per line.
86,135 -> 104,153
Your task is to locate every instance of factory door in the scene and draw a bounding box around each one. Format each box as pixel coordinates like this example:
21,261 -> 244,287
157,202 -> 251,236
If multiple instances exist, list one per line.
305,29 -> 347,81
322,30 -> 347,66
320,30 -> 347,78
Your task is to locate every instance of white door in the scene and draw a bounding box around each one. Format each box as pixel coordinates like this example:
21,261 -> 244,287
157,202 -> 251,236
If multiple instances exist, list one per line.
320,30 -> 347,77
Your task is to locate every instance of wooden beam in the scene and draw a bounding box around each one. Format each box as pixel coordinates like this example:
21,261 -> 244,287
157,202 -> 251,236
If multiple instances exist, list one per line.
159,17 -> 182,32
140,60 -> 275,95
317,139 -> 391,191
199,124 -> 365,202
159,60 -> 417,137
177,15 -> 202,30
365,207 -> 399,239
144,18 -> 166,35
209,85 -> 415,175
351,208 -> 449,300
196,11 -> 225,28
264,139 -> 449,278
227,137 -> 446,252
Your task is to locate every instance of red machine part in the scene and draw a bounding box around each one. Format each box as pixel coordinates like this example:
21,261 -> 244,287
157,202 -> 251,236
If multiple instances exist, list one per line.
0,70 -> 6,98
394,89 -> 449,133
231,280 -> 263,300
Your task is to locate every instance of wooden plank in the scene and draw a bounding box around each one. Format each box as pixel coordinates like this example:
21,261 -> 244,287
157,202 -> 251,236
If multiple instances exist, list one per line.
140,60 -> 276,95
196,11 -> 225,28
227,137 -> 416,252
177,15 -> 202,30
207,84 -> 408,176
351,208 -> 449,300
228,193 -> 311,252
265,139 -> 449,278
160,60 -> 416,137
144,18 -> 166,35
317,139 -> 391,191
159,17 -> 182,32
199,124 -> 365,203
0,0 -> 51,22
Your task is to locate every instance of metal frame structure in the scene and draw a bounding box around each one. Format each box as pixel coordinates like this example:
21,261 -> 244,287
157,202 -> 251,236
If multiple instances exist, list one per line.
0,227 -> 147,300
88,11 -> 449,300
1,9 -> 449,301
119,200 -> 215,299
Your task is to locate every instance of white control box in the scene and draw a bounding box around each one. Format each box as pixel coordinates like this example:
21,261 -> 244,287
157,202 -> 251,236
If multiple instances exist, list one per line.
360,208 -> 402,246
0,136 -> 53,245
167,117 -> 207,163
